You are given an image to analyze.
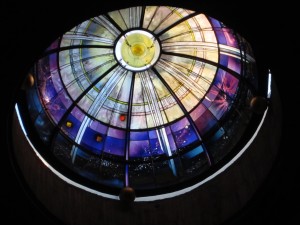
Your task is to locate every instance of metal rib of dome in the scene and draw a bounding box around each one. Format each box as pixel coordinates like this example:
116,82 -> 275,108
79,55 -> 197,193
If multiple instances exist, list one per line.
21,6 -> 258,195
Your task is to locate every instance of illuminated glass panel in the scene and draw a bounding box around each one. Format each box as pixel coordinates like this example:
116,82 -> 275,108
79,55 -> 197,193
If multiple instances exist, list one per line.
21,6 -> 257,195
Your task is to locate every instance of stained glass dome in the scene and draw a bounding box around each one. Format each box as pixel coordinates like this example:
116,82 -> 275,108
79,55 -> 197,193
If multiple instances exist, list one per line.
18,6 -> 258,197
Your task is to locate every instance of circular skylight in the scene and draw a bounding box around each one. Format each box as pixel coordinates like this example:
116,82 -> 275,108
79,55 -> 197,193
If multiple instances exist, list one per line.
18,6 -> 258,197
115,30 -> 161,71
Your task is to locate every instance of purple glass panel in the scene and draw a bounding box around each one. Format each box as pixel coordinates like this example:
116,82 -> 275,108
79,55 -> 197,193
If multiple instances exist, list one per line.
223,28 -> 238,47
165,126 -> 172,134
171,117 -> 189,132
194,109 -> 217,135
202,86 -> 219,108
49,53 -> 58,71
214,69 -> 226,84
107,127 -> 126,139
129,140 -> 151,157
45,38 -> 60,52
51,70 -> 64,94
190,103 -> 206,121
45,96 -> 68,123
228,56 -> 241,74
71,107 -> 85,122
44,78 -> 58,101
55,89 -> 72,111
90,120 -> 108,135
209,91 -> 231,119
214,69 -> 239,98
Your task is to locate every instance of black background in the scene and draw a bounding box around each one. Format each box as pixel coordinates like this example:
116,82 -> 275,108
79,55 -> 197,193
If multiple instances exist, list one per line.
1,0 -> 298,224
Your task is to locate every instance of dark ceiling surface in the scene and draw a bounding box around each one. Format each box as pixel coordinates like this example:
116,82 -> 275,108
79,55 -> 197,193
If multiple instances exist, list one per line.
1,0 -> 298,224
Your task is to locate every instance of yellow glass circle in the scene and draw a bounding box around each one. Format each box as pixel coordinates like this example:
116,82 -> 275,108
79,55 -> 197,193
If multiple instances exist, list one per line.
131,44 -> 146,56
121,33 -> 155,68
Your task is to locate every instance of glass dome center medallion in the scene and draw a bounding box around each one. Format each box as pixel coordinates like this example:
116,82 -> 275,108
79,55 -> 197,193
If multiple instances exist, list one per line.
115,30 -> 160,71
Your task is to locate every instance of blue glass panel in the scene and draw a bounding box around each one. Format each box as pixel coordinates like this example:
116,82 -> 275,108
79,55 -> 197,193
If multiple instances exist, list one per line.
168,133 -> 177,152
149,138 -> 164,156
103,136 -> 125,156
98,178 -> 124,188
26,88 -> 43,121
209,17 -> 221,28
182,145 -> 204,159
34,112 -> 55,143
80,127 -> 105,154
76,148 -> 90,159
130,130 -> 149,140
172,124 -> 198,148
62,114 -> 82,140
180,146 -> 208,178
220,54 -> 229,67
215,30 -> 227,45
148,129 -> 158,139
209,127 -> 225,142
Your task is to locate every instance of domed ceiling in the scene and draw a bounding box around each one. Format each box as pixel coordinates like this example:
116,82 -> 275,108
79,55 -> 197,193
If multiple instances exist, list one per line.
18,5 -> 258,196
